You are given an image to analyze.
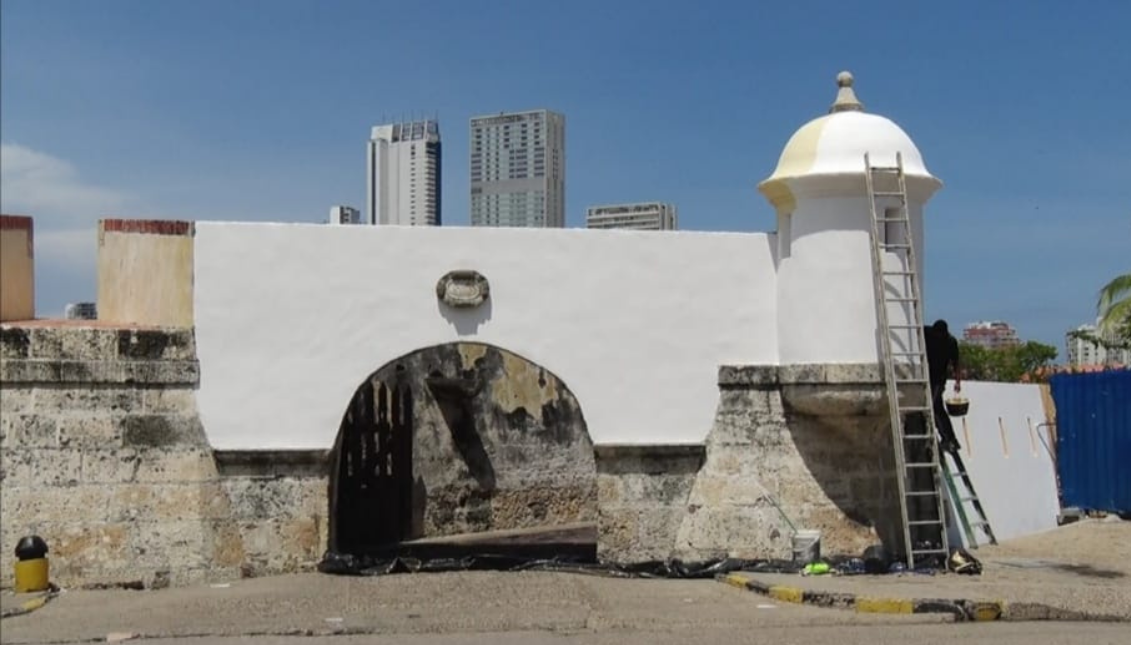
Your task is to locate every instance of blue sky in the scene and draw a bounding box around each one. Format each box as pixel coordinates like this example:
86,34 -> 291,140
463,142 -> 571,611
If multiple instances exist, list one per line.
2,0 -> 1127,354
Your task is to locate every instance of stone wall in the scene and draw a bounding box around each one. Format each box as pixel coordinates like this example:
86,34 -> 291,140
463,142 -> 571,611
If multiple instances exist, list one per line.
595,444 -> 704,563
0,325 -> 327,589
596,364 -> 903,563
329,342 -> 595,552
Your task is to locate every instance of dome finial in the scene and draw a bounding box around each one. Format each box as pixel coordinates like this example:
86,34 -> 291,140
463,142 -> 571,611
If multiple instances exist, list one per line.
830,70 -> 864,113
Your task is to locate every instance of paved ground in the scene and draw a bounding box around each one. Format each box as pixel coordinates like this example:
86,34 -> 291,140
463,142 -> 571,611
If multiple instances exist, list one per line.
730,519 -> 1131,621
17,624 -> 1125,645
2,570 -> 948,644
3,520 -> 1127,644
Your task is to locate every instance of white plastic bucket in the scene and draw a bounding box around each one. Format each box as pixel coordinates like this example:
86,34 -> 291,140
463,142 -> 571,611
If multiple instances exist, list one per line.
792,529 -> 821,564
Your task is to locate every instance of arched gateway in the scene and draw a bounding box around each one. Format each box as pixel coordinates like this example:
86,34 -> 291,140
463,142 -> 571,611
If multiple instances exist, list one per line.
328,342 -> 596,555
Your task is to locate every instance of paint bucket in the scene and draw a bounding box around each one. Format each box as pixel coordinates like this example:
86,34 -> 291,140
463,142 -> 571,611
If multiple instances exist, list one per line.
791,529 -> 821,564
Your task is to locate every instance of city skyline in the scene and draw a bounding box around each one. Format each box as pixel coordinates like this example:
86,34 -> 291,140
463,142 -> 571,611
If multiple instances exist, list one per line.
1,0 -> 1127,350
587,202 -> 677,231
470,109 -> 565,228
366,119 -> 441,226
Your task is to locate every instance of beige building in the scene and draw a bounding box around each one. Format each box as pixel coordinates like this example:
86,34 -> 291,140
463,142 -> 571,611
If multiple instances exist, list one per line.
586,202 -> 677,231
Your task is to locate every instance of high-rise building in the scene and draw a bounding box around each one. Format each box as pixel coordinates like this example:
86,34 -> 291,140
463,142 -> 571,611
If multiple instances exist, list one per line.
367,119 -> 441,226
586,202 -> 677,231
328,205 -> 362,225
470,110 -> 564,227
962,321 -> 1020,349
1066,323 -> 1131,367
64,302 -> 97,320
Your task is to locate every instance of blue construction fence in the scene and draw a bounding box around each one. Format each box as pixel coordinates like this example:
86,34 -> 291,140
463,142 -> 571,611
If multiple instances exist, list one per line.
1049,369 -> 1131,515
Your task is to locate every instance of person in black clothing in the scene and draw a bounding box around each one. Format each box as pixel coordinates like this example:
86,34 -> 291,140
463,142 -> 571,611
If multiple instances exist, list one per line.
924,319 -> 962,454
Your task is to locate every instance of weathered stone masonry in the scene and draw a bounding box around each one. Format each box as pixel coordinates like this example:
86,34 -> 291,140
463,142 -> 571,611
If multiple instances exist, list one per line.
0,325 -> 327,589
596,364 -> 903,563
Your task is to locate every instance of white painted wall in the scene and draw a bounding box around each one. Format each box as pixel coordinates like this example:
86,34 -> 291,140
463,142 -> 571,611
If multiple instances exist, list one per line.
776,195 -> 925,365
193,223 -> 778,450
941,381 -> 1060,546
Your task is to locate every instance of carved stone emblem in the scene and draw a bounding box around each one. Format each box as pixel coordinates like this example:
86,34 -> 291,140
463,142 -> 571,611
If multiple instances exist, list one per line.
436,270 -> 490,308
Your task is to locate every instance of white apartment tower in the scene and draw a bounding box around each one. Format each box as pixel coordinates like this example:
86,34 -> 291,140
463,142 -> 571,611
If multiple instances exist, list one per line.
1066,323 -> 1131,367
328,205 -> 362,225
470,110 -> 564,227
367,119 -> 441,226
587,202 -> 677,231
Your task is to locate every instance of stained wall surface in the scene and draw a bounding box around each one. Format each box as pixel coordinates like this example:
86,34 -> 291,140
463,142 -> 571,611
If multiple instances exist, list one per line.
193,223 -> 779,449
0,215 -> 35,322
97,220 -> 195,327
942,380 -> 1060,546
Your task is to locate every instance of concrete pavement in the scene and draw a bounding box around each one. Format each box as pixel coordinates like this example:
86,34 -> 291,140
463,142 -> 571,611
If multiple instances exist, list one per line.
721,519 -> 1131,622
1,571 -> 946,644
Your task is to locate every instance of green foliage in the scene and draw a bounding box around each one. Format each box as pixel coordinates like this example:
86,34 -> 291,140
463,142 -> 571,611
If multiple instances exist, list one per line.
1097,273 -> 1131,341
958,340 -> 1059,383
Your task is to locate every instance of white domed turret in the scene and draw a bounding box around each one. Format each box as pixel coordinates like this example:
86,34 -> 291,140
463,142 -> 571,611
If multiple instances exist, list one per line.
759,72 -> 940,212
764,72 -> 942,365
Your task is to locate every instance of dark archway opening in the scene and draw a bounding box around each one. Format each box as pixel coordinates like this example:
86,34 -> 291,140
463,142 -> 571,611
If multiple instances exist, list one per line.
326,343 -> 597,564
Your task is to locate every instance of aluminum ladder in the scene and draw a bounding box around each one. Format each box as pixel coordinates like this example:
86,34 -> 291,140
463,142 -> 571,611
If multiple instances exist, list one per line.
942,450 -> 998,546
865,152 -> 950,570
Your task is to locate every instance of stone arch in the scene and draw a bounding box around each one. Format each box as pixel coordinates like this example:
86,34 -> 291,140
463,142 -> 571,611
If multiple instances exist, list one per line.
328,342 -> 596,555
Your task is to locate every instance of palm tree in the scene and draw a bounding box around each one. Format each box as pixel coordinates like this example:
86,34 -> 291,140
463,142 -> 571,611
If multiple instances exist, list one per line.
1096,273 -> 1131,339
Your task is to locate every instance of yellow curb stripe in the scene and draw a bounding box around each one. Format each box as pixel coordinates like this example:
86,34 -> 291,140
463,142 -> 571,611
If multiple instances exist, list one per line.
970,601 -> 1006,622
767,586 -> 804,604
722,573 -> 752,589
855,597 -> 914,614
19,596 -> 48,612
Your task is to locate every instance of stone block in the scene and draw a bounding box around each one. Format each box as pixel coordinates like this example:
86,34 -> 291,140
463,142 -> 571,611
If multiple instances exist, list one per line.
35,385 -> 143,412
121,414 -> 206,447
125,361 -> 199,385
596,474 -> 623,506
2,484 -> 113,526
0,327 -> 31,359
208,521 -> 246,569
45,522 -> 133,573
718,365 -> 778,387
58,329 -> 119,361
0,386 -> 33,413
222,477 -> 323,521
213,449 -> 329,478
2,448 -> 82,486
134,449 -> 215,483
142,388 -> 198,414
675,505 -> 789,557
57,415 -> 121,449
2,413 -> 58,448
594,444 -> 705,477
777,364 -> 827,384
81,449 -> 141,483
686,473 -> 775,507
615,472 -> 697,507
111,483 -> 209,522
238,517 -> 323,572
199,482 -> 234,520
128,520 -> 208,571
117,329 -> 196,361
823,363 -> 883,384
596,508 -> 639,562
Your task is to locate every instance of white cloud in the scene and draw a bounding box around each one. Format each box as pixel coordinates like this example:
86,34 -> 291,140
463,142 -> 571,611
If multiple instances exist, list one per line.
0,143 -> 136,228
1,143 -> 148,311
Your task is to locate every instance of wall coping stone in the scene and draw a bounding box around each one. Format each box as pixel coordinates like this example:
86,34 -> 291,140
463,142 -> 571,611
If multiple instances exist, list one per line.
0,359 -> 199,385
1,326 -> 198,385
593,443 -> 706,460
719,363 -> 886,387
214,450 -> 330,478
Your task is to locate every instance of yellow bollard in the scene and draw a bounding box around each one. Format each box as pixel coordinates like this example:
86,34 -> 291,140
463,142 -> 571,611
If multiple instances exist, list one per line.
13,535 -> 50,593
14,558 -> 50,593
